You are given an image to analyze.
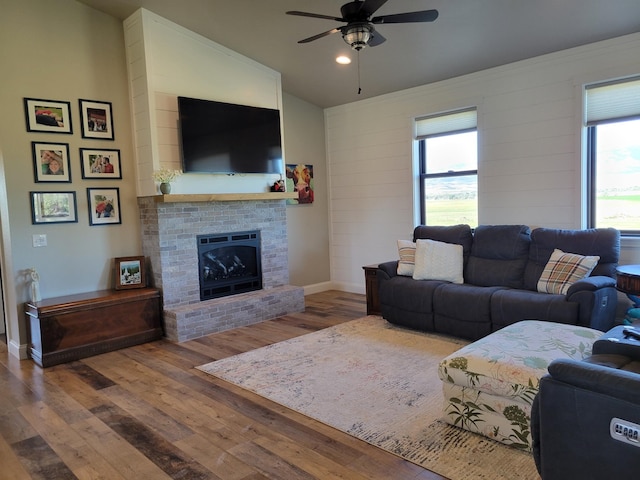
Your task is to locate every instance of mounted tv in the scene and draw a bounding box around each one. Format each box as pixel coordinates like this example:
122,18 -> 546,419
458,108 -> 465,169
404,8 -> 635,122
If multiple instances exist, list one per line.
178,96 -> 283,174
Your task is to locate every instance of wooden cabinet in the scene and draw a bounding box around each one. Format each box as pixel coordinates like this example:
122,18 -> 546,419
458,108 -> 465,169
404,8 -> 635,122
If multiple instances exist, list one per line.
362,264 -> 381,316
25,288 -> 162,367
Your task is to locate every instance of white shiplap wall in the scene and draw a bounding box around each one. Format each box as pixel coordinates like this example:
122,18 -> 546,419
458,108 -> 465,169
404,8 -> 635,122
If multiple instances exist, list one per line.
123,9 -> 284,197
326,32 -> 640,293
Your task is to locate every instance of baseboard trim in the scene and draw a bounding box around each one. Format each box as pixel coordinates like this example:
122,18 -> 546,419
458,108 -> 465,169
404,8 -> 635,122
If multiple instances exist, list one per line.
302,282 -> 334,295
9,340 -> 29,360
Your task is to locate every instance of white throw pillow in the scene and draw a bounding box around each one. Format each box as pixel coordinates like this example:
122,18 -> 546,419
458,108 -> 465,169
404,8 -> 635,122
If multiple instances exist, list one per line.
412,239 -> 464,284
537,248 -> 600,295
397,240 -> 416,276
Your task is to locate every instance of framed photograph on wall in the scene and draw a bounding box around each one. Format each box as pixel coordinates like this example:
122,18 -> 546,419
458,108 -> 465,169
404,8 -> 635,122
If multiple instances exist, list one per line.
80,148 -> 122,179
114,256 -> 146,290
30,191 -> 78,224
87,187 -> 121,225
79,99 -> 114,140
32,141 -> 71,183
24,98 -> 73,134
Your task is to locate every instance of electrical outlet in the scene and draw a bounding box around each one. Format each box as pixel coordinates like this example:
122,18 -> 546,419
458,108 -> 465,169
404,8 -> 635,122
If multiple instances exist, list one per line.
32,234 -> 47,247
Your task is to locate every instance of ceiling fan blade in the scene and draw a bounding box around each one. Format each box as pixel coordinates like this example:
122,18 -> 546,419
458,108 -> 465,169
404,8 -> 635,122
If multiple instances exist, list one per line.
297,27 -> 342,44
360,0 -> 390,17
368,30 -> 387,47
372,9 -> 439,24
286,11 -> 344,22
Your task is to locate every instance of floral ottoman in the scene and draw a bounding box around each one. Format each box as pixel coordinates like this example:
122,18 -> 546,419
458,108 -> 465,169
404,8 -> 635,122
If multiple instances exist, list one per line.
437,320 -> 602,451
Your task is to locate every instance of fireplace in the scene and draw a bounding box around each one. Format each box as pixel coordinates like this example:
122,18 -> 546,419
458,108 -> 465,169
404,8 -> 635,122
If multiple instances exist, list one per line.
138,196 -> 305,342
198,230 -> 262,300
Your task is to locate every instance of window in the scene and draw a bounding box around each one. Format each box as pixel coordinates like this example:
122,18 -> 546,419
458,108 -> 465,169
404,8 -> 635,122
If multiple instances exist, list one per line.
586,77 -> 640,234
415,108 -> 478,226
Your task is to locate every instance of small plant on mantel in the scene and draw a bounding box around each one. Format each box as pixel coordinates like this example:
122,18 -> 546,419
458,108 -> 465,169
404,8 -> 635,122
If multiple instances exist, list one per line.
152,168 -> 182,194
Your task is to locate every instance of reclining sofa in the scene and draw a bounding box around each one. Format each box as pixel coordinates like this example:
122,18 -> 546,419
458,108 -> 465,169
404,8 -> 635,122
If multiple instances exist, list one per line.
531,325 -> 640,479
377,224 -> 620,341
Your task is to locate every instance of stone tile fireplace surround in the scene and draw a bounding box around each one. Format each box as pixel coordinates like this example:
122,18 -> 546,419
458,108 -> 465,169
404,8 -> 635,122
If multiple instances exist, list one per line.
138,195 -> 305,341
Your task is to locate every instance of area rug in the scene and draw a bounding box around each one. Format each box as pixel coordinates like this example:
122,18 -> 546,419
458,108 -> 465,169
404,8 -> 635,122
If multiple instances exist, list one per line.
197,316 -> 540,480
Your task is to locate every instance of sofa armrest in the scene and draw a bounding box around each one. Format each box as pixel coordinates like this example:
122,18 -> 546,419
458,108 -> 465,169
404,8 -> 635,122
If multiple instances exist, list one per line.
547,358 -> 640,405
566,275 -> 616,296
377,261 -> 399,280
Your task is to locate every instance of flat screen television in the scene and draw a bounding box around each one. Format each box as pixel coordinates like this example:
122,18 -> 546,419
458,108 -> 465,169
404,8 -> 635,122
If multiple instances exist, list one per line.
178,96 -> 283,174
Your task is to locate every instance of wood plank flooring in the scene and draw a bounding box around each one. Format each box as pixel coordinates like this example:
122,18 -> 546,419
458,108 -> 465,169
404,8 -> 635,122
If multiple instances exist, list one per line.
0,291 -> 448,480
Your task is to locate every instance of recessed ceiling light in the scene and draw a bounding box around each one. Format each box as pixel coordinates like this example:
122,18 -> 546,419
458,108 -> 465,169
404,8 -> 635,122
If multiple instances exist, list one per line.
336,56 -> 351,65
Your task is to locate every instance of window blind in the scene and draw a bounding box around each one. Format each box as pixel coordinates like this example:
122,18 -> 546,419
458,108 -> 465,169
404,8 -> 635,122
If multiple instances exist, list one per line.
415,107 -> 477,140
585,76 -> 640,126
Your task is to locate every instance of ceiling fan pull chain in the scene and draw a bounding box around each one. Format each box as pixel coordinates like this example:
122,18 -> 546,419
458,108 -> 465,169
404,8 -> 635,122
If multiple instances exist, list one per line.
357,50 -> 362,94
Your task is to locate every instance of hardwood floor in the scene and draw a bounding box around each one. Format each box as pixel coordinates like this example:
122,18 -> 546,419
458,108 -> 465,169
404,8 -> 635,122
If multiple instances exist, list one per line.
0,291 -> 447,480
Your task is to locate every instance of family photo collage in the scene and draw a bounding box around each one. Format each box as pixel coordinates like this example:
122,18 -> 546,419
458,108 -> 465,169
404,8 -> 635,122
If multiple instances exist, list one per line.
24,97 -> 122,226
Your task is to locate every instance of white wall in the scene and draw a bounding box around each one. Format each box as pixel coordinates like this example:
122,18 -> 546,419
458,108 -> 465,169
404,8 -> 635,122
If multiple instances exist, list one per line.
326,32 -> 640,293
124,9 -> 285,197
282,93 -> 330,290
0,0 -> 139,356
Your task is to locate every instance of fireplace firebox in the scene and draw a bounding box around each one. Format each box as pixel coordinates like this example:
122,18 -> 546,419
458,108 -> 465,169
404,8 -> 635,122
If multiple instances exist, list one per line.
197,230 -> 262,300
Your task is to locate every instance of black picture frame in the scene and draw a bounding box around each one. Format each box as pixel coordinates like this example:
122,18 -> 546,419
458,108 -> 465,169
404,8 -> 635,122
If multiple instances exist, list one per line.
32,141 -> 72,183
24,97 -> 73,134
79,99 -> 114,140
87,187 -> 121,226
30,191 -> 78,224
80,148 -> 122,179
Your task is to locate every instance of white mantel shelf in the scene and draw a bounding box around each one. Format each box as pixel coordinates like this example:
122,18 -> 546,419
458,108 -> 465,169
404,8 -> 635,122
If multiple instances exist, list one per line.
152,192 -> 298,203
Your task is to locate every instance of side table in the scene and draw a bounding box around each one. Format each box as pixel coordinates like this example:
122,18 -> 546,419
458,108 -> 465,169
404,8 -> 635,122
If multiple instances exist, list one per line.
616,265 -> 640,325
362,264 -> 381,316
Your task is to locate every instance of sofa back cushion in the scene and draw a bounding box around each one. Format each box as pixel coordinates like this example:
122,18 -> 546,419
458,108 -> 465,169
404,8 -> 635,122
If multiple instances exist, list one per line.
524,227 -> 620,291
465,224 -> 531,288
413,225 -> 473,263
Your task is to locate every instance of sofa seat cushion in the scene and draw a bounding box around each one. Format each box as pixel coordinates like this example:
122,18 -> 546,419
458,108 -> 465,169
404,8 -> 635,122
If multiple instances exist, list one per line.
490,288 -> 580,330
433,284 -> 506,339
378,276 -> 446,331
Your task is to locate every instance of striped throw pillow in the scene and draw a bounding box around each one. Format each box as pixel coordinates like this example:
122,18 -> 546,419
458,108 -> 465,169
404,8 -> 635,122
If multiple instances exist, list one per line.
397,240 -> 416,276
537,248 -> 599,295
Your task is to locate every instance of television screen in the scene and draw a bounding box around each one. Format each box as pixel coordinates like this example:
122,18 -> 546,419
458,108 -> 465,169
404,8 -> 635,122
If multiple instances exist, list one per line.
178,96 -> 283,174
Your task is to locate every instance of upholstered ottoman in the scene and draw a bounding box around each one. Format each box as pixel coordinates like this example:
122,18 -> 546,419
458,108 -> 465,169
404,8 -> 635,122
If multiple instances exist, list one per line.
438,320 -> 602,451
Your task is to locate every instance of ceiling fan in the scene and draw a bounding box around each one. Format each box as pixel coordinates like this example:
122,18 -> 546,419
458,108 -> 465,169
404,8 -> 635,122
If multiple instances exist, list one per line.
286,0 -> 439,51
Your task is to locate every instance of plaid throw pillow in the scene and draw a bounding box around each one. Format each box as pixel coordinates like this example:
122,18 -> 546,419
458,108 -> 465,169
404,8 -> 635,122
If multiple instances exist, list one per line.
397,240 -> 416,276
537,248 -> 600,295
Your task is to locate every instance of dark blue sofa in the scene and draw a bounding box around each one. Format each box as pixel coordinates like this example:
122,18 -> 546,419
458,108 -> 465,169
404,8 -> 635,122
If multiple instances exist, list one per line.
377,224 -> 620,341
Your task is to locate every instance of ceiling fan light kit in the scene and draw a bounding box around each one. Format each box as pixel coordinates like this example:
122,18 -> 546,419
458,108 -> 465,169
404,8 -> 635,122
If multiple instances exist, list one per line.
287,0 -> 438,51
343,23 -> 373,50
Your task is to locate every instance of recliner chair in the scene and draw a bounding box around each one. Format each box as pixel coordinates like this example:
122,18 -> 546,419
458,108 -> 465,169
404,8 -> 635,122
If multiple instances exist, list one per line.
531,326 -> 640,479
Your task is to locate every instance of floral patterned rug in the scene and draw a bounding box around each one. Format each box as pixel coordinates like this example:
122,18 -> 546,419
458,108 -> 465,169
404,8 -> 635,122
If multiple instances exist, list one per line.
197,316 -> 540,480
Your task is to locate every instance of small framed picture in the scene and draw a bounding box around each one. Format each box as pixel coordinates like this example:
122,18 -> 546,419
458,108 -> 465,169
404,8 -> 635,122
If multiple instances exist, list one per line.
80,148 -> 122,179
79,99 -> 114,140
114,256 -> 146,290
32,142 -> 71,183
24,98 -> 73,134
87,187 -> 121,225
30,191 -> 78,224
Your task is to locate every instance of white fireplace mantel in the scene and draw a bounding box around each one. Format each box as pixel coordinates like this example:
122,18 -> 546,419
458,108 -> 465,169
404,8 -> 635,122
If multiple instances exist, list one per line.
150,192 -> 298,203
